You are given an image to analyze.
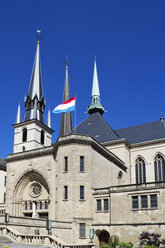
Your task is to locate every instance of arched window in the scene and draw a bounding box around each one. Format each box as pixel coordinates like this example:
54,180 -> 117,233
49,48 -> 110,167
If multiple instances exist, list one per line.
22,128 -> 27,142
135,157 -> 146,184
118,171 -> 123,185
154,154 -> 165,182
40,130 -> 45,145
40,201 -> 43,210
45,201 -> 48,209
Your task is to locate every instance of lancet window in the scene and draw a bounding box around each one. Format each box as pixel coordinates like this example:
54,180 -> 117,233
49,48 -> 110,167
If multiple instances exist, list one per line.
154,154 -> 165,182
40,130 -> 45,144
22,128 -> 27,142
23,200 -> 49,214
135,157 -> 146,184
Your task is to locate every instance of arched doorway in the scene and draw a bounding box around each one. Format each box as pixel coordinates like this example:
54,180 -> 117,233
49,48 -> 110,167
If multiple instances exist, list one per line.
12,170 -> 50,219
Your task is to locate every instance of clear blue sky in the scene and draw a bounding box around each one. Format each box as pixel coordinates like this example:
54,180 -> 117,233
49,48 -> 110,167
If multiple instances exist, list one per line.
1,0 -> 165,158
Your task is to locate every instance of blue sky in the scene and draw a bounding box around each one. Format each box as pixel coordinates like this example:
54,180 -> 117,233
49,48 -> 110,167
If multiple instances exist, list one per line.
1,0 -> 165,158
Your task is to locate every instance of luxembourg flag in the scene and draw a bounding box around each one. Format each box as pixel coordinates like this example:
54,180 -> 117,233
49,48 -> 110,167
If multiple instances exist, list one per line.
52,97 -> 75,114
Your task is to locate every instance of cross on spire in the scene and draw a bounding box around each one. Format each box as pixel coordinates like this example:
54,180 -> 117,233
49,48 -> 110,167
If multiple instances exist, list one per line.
36,30 -> 41,44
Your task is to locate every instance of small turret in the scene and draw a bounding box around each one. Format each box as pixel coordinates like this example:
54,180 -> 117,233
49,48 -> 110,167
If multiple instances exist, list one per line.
16,103 -> 21,124
47,108 -> 51,128
88,58 -> 105,115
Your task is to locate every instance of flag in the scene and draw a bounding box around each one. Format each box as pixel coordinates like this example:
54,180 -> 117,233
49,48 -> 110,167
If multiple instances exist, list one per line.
52,96 -> 75,114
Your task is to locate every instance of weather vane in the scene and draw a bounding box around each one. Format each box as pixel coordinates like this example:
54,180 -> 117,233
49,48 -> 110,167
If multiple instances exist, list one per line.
36,30 -> 41,43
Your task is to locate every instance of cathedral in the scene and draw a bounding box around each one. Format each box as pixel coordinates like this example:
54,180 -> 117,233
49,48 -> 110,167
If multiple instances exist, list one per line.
0,37 -> 165,246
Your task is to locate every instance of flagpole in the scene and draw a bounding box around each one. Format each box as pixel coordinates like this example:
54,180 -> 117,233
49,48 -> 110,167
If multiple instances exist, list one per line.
75,92 -> 77,134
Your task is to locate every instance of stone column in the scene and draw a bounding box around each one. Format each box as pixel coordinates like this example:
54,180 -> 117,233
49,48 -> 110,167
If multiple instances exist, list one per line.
32,202 -> 36,217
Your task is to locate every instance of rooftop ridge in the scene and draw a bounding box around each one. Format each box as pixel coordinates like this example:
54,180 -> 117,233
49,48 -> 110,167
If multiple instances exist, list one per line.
115,119 -> 163,131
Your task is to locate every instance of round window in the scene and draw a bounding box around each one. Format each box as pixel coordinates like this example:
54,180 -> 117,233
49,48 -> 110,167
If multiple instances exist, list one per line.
29,183 -> 42,198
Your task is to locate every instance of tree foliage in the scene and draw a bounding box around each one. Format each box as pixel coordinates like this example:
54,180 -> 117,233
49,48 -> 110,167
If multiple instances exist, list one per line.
119,242 -> 133,248
108,235 -> 119,248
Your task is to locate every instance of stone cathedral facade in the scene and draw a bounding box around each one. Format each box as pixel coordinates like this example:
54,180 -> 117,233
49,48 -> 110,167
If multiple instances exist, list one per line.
3,40 -> 165,245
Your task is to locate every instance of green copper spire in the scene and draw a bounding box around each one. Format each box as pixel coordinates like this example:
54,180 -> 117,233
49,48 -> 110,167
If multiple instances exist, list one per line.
88,58 -> 105,115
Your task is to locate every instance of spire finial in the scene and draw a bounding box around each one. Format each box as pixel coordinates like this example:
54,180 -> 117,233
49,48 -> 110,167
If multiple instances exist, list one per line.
36,30 -> 41,44
65,56 -> 70,77
160,110 -> 164,121
65,55 -> 69,69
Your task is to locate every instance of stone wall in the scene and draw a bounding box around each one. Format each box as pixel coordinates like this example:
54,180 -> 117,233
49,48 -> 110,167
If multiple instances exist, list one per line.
0,170 -> 6,204
0,215 -> 73,243
93,223 -> 165,242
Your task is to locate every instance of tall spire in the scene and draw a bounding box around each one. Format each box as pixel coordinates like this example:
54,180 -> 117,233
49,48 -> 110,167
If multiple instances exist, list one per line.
88,58 -> 105,115
59,57 -> 73,137
24,31 -> 45,123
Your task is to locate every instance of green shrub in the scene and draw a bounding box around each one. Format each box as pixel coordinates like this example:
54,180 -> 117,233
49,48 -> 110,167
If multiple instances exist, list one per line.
108,235 -> 119,248
101,245 -> 111,248
119,241 -> 133,248
144,245 -> 158,248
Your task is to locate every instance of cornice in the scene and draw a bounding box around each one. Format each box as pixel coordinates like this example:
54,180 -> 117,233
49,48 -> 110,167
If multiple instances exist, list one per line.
12,119 -> 54,133
56,134 -> 127,171
102,138 -> 131,148
0,164 -> 6,171
131,138 -> 165,148
6,134 -> 127,172
6,146 -> 54,162
93,181 -> 165,194
102,137 -> 165,149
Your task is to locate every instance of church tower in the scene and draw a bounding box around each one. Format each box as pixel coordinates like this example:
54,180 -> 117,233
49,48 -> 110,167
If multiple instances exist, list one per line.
59,59 -> 73,137
88,58 -> 105,115
13,37 -> 54,153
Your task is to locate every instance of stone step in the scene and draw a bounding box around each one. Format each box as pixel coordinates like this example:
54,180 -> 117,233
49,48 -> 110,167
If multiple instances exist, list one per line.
0,235 -> 51,247
0,235 -> 13,243
0,245 -> 51,248
0,241 -> 51,248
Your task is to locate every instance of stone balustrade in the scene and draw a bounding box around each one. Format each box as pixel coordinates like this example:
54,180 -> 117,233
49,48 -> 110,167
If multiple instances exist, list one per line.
0,225 -> 95,248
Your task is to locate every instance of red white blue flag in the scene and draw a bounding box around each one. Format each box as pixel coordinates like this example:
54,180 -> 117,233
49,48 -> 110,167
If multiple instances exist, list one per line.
52,97 -> 75,114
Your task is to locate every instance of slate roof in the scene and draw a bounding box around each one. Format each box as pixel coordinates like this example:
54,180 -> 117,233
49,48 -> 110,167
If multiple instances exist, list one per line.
70,112 -> 119,143
115,120 -> 165,144
70,113 -> 165,145
24,42 -> 45,124
59,67 -> 73,137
